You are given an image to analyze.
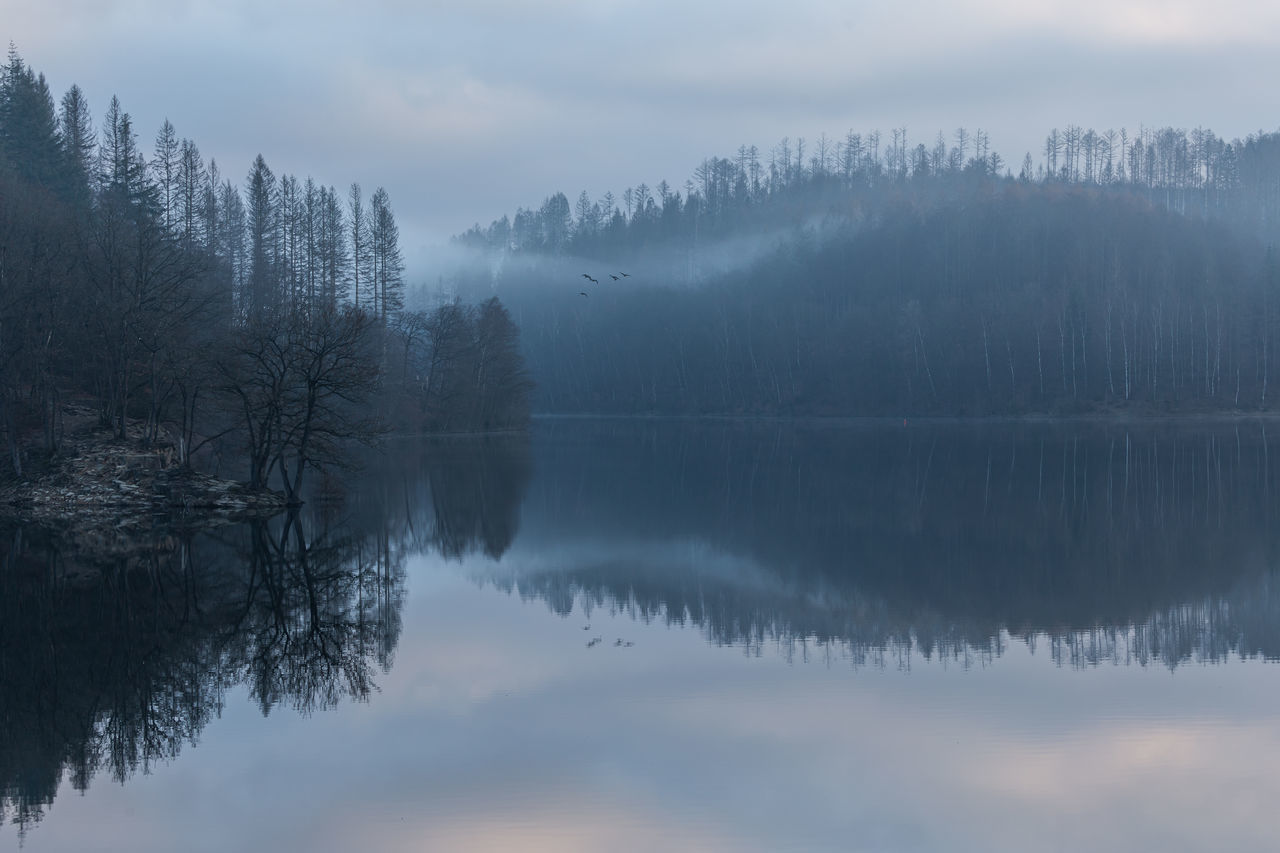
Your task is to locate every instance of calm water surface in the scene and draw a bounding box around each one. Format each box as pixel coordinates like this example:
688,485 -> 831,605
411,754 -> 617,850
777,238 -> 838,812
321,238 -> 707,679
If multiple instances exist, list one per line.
5,418 -> 1280,851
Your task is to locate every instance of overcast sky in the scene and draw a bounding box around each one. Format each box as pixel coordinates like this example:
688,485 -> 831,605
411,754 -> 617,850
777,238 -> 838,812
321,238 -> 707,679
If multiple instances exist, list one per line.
9,0 -> 1280,274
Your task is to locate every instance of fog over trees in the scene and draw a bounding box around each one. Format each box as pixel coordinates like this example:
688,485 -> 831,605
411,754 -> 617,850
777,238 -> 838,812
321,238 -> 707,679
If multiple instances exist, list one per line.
8,40 -> 1280,423
453,124 -> 1280,416
0,48 -> 531,489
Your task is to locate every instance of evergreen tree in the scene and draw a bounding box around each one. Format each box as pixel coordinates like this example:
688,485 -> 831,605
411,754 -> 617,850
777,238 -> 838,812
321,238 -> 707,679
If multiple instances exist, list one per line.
245,154 -> 277,321
369,186 -> 405,323
347,182 -> 369,310
57,84 -> 94,205
0,46 -> 61,190
176,138 -> 205,247
153,118 -> 179,231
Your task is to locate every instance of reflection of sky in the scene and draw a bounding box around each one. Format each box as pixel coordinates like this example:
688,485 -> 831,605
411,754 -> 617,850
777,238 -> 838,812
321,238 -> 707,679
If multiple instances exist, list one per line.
21,550 -> 1280,852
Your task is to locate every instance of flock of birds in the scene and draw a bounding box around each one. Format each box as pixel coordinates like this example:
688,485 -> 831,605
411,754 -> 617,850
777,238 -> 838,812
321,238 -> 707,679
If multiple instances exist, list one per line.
583,624 -> 634,648
578,271 -> 630,297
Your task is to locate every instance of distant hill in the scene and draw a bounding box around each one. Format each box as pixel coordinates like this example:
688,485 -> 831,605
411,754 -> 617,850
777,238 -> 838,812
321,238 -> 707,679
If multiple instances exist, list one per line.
452,171 -> 1271,415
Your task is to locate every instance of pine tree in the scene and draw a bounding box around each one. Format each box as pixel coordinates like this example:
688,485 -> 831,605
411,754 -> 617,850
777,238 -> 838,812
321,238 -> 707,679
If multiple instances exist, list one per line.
319,184 -> 348,310
347,182 -> 370,311
0,46 -> 62,190
58,84 -> 94,205
97,96 -> 149,206
245,154 -> 277,321
153,119 -> 179,231
370,186 -> 404,323
176,138 -> 205,247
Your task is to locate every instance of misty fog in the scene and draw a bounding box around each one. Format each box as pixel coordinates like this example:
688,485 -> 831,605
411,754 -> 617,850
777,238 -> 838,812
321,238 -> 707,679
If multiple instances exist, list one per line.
8,4 -> 1280,850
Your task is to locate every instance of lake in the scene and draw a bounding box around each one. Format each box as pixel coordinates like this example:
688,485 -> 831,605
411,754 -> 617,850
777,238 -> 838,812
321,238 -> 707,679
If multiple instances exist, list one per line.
4,417 -> 1280,852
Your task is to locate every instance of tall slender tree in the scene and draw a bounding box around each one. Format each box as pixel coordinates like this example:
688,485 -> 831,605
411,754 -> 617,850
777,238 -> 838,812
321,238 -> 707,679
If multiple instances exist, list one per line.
58,84 -> 94,204
369,186 -> 404,324
245,154 -> 277,321
153,118 -> 179,231
347,182 -> 369,311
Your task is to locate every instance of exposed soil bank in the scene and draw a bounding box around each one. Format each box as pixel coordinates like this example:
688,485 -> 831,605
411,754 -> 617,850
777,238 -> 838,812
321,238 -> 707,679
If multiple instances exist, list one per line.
0,429 -> 286,529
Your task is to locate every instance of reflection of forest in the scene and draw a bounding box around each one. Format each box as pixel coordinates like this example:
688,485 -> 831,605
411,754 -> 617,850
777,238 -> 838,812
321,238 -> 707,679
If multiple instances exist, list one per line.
344,434 -> 532,561
9,421 -> 1280,833
0,515 -> 403,836
0,436 -> 531,839
500,419 -> 1280,668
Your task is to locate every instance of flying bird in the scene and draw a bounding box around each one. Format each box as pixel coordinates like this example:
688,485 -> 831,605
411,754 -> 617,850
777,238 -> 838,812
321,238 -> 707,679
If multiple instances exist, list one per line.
579,291 -> 589,297
582,274 -> 598,284
610,274 -> 619,281
619,272 -> 631,277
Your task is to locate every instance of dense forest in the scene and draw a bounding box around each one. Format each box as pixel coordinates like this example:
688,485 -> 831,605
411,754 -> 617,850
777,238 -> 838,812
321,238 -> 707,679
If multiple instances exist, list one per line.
453,124 -> 1280,416
0,48 -> 532,494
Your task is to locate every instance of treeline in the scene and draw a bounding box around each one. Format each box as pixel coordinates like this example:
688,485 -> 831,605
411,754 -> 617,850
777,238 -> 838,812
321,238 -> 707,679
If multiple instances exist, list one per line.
446,119 -> 1280,415
387,297 -> 534,434
493,186 -> 1269,415
456,122 -> 1280,267
0,48 -> 531,489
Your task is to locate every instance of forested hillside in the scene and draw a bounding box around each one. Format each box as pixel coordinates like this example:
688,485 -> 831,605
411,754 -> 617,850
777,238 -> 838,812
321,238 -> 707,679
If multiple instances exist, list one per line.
0,48 -> 531,490
453,125 -> 1280,416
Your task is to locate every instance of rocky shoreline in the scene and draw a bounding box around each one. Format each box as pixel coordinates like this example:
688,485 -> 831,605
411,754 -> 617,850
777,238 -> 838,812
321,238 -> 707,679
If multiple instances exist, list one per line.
0,432 -> 287,528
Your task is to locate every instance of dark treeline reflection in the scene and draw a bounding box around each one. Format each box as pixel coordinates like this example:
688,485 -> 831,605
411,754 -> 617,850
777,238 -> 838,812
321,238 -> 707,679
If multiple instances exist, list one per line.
0,435 -> 531,838
495,419 -> 1280,669
343,434 -> 532,561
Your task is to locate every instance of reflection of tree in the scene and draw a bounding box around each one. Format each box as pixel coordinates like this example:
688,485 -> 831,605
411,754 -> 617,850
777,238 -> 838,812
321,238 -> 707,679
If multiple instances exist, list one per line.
0,510 -> 404,838
0,525 -> 222,838
346,434 -> 532,562
227,513 -> 405,715
0,434 -> 532,839
495,420 -> 1280,669
426,436 -> 531,559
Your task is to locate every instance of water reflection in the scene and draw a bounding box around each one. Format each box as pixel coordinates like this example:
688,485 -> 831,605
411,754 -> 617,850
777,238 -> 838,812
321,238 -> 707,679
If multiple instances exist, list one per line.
8,420 -> 1280,847
0,434 -> 531,839
494,419 -> 1280,669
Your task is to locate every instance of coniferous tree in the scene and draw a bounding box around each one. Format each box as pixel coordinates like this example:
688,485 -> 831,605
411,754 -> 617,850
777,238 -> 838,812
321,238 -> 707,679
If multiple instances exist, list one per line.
347,182 -> 369,311
302,177 -> 320,313
153,118 -> 179,231
245,154 -> 277,322
218,175 -> 247,320
319,184 -> 348,310
369,186 -> 404,324
0,47 -> 61,191
176,138 -> 205,248
58,84 -> 94,206
0,46 -> 532,482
